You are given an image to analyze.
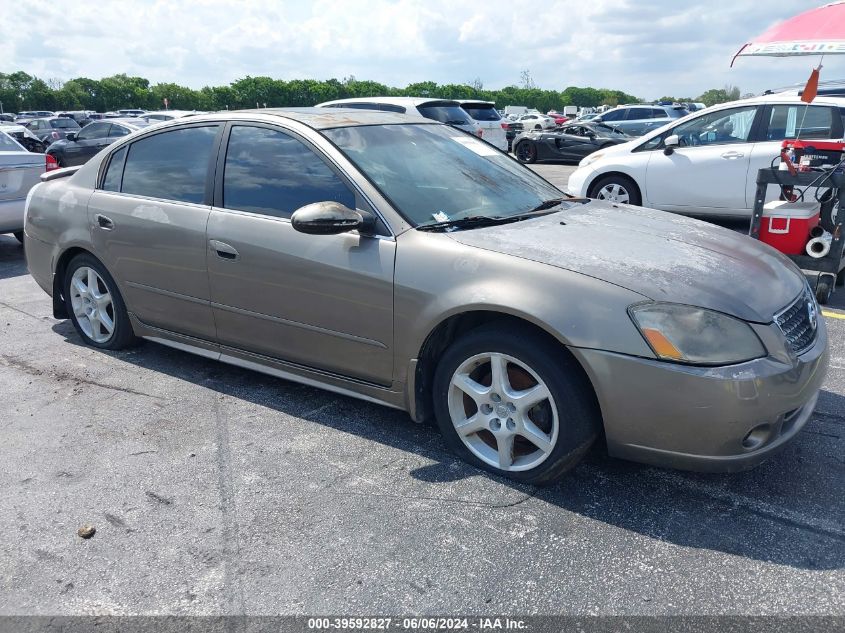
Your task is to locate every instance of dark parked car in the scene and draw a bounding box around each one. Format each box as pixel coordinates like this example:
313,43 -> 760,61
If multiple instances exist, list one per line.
58,111 -> 95,128
506,121 -> 523,151
591,104 -> 689,137
513,122 -> 632,163
23,117 -> 80,144
46,119 -> 151,167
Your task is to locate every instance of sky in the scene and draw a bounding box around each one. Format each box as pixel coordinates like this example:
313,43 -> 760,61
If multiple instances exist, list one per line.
3,0 -> 845,100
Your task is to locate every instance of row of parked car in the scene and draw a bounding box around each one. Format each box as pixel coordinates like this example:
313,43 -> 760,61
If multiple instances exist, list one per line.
4,89 -> 840,243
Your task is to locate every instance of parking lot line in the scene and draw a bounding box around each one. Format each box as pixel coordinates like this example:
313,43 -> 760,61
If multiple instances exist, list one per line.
822,310 -> 845,319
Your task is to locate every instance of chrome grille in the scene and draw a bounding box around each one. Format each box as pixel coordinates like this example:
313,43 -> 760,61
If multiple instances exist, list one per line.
775,290 -> 817,355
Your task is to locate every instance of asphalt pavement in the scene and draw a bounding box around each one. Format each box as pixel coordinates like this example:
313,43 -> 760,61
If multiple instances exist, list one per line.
1,165 -> 843,617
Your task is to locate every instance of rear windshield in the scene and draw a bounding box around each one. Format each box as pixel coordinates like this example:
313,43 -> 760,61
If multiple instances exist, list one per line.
667,108 -> 689,118
416,103 -> 474,126
51,119 -> 80,129
461,103 -> 501,121
0,132 -> 24,151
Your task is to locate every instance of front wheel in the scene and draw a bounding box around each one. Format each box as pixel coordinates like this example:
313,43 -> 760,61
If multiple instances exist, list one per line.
589,174 -> 641,206
63,253 -> 137,349
432,324 -> 600,485
515,141 -> 537,164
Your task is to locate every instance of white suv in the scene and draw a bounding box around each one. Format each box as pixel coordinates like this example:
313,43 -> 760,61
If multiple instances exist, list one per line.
457,100 -> 507,151
315,97 -> 481,137
567,92 -> 845,217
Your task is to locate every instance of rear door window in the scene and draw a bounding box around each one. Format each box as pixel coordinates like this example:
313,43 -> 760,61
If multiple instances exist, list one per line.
766,105 -> 837,140
222,125 -> 355,219
600,109 -> 624,121
624,108 -> 653,120
121,125 -> 219,203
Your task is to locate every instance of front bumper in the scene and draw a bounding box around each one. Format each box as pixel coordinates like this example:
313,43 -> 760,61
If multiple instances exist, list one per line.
571,321 -> 829,472
565,165 -> 593,197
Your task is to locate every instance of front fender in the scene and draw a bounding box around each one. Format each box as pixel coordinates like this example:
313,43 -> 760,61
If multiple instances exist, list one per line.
393,230 -> 655,387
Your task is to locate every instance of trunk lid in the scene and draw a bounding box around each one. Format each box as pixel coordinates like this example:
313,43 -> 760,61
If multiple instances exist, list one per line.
0,151 -> 43,202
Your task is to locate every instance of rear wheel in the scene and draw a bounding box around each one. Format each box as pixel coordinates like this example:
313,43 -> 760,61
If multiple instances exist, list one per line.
515,141 -> 537,164
589,174 -> 641,206
432,324 -> 600,485
63,253 -> 137,350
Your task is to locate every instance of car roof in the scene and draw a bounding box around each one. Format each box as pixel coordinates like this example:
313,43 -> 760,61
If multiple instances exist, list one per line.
316,96 -> 461,108
176,107 -> 434,130
456,100 -> 496,106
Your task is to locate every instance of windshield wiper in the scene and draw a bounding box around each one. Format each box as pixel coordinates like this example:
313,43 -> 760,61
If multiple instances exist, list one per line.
417,215 -> 519,232
522,197 -> 588,215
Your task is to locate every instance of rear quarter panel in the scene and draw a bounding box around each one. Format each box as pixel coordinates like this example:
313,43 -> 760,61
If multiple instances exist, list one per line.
24,175 -> 96,290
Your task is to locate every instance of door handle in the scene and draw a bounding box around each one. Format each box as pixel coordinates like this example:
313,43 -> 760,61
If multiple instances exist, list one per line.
209,239 -> 239,261
96,214 -> 114,230
721,150 -> 744,159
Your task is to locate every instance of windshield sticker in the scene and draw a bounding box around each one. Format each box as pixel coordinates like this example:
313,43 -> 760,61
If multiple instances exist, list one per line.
451,136 -> 499,156
432,211 -> 450,223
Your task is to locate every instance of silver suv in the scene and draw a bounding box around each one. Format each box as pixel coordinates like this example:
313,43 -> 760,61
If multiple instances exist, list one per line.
593,104 -> 689,137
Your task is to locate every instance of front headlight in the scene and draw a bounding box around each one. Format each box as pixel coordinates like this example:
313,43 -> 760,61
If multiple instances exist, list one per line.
579,152 -> 604,167
629,303 -> 766,365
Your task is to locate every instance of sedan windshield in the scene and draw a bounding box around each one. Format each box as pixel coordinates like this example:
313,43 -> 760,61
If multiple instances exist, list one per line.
324,124 -> 565,227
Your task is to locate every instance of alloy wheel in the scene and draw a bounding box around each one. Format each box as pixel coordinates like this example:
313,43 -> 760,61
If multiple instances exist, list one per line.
596,182 -> 630,204
69,266 -> 115,343
447,352 -> 559,472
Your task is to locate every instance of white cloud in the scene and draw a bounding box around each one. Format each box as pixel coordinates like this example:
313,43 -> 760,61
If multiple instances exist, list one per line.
2,0 -> 843,99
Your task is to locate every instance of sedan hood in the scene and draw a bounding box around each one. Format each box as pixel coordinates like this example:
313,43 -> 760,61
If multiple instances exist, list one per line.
447,201 -> 805,323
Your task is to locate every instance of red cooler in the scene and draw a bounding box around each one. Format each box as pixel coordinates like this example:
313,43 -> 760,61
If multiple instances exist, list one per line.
759,201 -> 820,255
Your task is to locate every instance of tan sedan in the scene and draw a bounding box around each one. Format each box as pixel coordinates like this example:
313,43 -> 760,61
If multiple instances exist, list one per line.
23,109 -> 828,484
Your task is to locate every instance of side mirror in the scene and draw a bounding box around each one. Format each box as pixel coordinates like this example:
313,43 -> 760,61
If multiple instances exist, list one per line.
663,134 -> 679,155
66,132 -> 77,142
593,117 -> 603,123
291,201 -> 375,235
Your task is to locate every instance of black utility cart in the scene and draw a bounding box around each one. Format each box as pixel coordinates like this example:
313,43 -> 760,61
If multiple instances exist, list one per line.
749,167 -> 845,305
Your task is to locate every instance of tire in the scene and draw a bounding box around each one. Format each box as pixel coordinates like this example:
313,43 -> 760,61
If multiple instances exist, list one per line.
432,323 -> 600,485
534,124 -> 541,130
816,277 -> 833,305
12,231 -> 24,244
836,268 -> 845,287
589,174 -> 641,206
63,253 -> 137,350
514,141 -> 537,164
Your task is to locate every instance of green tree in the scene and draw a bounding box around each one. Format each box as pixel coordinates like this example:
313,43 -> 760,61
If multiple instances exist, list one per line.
697,85 -> 741,107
